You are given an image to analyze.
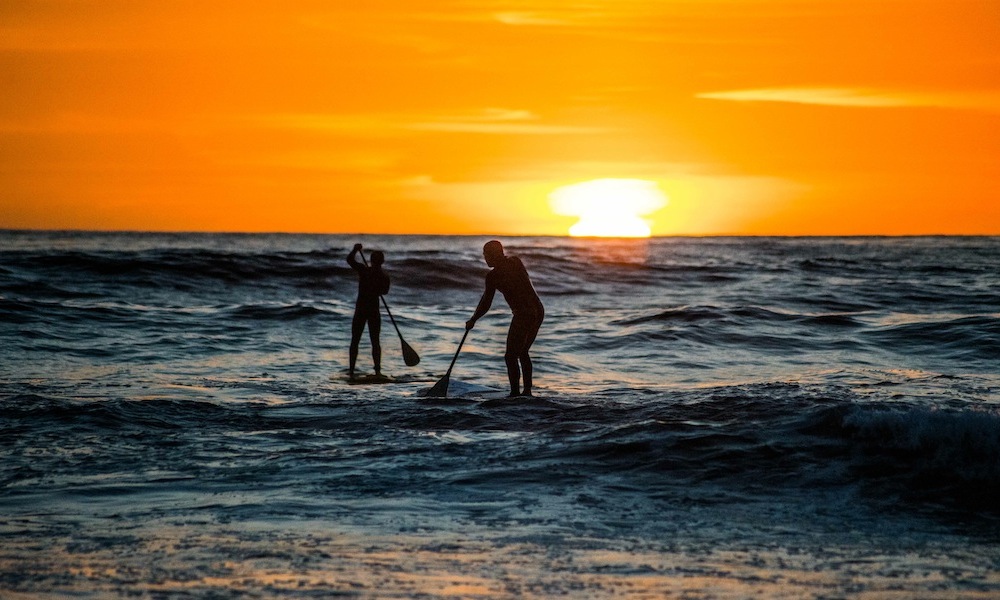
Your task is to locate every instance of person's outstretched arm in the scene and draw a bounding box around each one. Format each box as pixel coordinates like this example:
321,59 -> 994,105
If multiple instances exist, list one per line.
347,243 -> 363,270
466,276 -> 496,330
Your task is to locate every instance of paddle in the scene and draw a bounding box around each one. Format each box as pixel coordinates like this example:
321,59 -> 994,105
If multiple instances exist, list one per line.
426,329 -> 469,398
360,249 -> 420,367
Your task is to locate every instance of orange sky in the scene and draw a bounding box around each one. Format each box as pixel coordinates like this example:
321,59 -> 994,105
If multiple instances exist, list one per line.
2,0 -> 998,235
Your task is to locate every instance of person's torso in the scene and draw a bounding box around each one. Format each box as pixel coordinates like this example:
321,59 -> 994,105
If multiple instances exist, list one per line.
356,266 -> 389,305
490,258 -> 542,317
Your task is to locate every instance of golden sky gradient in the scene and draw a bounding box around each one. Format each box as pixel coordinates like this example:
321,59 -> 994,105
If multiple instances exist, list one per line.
2,0 -> 998,235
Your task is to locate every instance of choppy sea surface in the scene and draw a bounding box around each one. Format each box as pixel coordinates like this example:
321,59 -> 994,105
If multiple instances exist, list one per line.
1,231 -> 999,598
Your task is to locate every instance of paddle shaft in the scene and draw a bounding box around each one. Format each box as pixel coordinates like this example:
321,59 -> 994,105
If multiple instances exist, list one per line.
444,329 -> 469,378
425,328 -> 467,397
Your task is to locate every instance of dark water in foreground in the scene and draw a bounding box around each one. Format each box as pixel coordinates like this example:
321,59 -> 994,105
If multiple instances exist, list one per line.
1,231 -> 999,598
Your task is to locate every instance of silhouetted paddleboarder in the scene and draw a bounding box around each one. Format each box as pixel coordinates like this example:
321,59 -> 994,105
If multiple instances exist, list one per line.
348,243 -> 390,380
465,240 -> 544,397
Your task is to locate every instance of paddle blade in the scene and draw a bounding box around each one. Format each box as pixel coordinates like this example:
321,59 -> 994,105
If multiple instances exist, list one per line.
425,373 -> 450,397
401,340 -> 420,366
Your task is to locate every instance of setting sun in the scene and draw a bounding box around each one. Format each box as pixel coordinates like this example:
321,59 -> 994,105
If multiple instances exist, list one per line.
549,179 -> 668,238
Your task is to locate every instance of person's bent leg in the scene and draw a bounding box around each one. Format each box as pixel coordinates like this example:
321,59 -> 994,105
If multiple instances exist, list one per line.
519,354 -> 533,396
506,317 -> 531,396
504,351 -> 520,396
519,314 -> 543,396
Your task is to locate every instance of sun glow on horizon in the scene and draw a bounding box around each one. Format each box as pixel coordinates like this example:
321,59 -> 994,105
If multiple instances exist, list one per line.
549,179 -> 668,238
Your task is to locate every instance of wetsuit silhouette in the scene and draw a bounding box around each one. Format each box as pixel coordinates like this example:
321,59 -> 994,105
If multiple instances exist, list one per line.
348,244 -> 390,379
466,240 -> 544,396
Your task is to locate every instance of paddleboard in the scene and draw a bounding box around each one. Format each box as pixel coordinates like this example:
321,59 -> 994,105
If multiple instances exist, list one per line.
332,373 -> 399,385
420,379 -> 508,399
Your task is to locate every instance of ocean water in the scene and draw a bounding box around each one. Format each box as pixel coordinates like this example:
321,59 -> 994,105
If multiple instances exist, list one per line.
1,231 -> 999,598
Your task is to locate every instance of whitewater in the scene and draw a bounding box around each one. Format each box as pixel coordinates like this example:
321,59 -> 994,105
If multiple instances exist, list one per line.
1,231 -> 998,597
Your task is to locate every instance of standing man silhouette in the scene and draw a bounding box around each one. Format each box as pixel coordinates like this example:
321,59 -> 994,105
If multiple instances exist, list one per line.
347,243 -> 390,380
466,240 -> 544,396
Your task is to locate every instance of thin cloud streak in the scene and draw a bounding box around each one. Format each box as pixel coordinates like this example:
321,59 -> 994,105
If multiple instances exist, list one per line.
698,87 -> 1000,112
250,109 -> 612,135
